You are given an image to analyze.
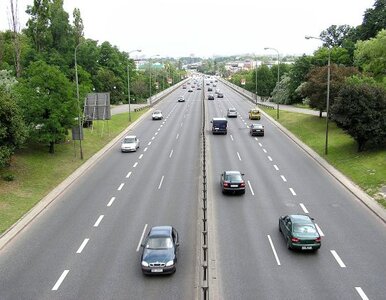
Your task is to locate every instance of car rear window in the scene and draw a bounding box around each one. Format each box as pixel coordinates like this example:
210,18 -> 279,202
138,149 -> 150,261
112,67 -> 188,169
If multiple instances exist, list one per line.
124,138 -> 135,143
225,174 -> 242,181
146,237 -> 173,249
293,224 -> 317,234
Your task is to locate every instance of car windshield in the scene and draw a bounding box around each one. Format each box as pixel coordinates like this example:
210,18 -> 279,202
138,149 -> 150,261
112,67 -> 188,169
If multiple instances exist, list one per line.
225,174 -> 242,181
124,137 -> 135,143
146,237 -> 173,249
293,224 -> 317,234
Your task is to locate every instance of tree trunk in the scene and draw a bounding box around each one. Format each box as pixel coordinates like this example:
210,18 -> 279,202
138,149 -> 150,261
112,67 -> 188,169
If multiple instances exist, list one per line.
319,110 -> 323,118
10,0 -> 22,77
49,141 -> 55,154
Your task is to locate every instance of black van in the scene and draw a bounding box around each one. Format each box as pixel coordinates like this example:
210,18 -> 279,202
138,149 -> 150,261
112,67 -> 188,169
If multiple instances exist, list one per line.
211,117 -> 228,134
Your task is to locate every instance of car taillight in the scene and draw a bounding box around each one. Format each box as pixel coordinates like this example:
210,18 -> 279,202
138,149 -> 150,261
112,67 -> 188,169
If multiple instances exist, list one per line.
315,237 -> 321,243
291,237 -> 300,243
240,182 -> 245,187
223,182 -> 229,187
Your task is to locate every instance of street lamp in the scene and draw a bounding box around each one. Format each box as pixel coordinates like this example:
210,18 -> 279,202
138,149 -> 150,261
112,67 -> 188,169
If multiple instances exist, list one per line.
264,47 -> 280,119
255,57 -> 258,105
149,54 -> 160,105
128,49 -> 142,122
305,35 -> 331,155
75,42 -> 84,160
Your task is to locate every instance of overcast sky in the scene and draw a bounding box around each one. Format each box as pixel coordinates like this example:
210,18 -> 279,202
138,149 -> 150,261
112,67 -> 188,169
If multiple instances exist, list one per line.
0,0 -> 376,58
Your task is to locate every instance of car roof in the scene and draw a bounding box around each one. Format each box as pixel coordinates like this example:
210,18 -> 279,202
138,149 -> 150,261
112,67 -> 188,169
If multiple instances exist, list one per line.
124,135 -> 136,139
251,123 -> 263,127
289,215 -> 313,223
149,226 -> 172,237
212,117 -> 227,121
228,107 -> 236,110
224,171 -> 242,175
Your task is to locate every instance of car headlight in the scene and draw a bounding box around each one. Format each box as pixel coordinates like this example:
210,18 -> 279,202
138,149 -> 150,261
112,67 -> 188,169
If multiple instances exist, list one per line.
141,261 -> 149,267
166,260 -> 174,267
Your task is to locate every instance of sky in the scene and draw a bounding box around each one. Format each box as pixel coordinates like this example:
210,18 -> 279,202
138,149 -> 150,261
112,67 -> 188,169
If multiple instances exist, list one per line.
0,0 -> 376,58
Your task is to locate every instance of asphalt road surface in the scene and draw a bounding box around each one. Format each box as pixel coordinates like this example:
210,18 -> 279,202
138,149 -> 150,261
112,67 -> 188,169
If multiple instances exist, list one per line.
0,76 -> 385,300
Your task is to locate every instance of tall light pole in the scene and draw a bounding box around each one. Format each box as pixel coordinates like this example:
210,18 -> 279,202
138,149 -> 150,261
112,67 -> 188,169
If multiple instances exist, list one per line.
149,54 -> 160,105
264,47 -> 280,119
128,49 -> 142,122
255,58 -> 258,105
75,42 -> 84,160
305,35 -> 331,155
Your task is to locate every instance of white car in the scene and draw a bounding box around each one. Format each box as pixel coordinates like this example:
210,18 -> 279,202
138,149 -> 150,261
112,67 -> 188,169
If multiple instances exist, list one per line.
121,135 -> 140,152
178,96 -> 185,102
152,110 -> 163,120
227,108 -> 237,118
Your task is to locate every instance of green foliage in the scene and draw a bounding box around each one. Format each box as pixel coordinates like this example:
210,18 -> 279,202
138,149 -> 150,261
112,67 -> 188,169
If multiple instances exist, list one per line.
360,0 -> 386,40
271,74 -> 291,104
354,29 -> 386,80
0,87 -> 27,168
332,82 -> 386,151
16,60 -> 76,153
287,55 -> 313,104
299,64 -> 358,116
319,25 -> 355,47
254,65 -> 275,99
2,173 -> 15,181
313,47 -> 351,66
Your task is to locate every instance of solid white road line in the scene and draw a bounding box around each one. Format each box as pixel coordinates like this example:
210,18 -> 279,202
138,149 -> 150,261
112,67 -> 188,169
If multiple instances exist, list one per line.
268,156 -> 273,161
158,176 -> 164,189
139,154 -> 143,160
107,197 -> 115,207
315,223 -> 325,237
117,183 -> 124,191
133,162 -> 138,168
126,171 -> 132,179
94,215 -> 104,227
280,175 -> 287,182
355,287 -> 369,300
248,180 -> 254,196
148,142 -> 152,146
169,149 -> 173,158
299,203 -> 309,213
144,147 -> 148,152
230,135 -> 234,141
274,165 -> 279,171
330,250 -> 347,268
176,133 -> 179,139
237,152 -> 242,161
263,149 -> 267,153
258,143 -> 262,147
52,270 -> 69,291
136,224 -> 148,252
289,188 -> 296,196
267,235 -> 281,266
76,238 -> 89,253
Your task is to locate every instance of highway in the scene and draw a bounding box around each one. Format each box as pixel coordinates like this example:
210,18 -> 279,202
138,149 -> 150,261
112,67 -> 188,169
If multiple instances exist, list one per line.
0,76 -> 386,300
207,79 -> 386,300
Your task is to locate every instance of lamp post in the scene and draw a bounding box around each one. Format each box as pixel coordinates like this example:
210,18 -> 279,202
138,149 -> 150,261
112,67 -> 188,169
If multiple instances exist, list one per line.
149,54 -> 160,105
128,49 -> 142,122
255,58 -> 258,105
75,42 -> 84,160
264,47 -> 280,119
305,36 -> 331,155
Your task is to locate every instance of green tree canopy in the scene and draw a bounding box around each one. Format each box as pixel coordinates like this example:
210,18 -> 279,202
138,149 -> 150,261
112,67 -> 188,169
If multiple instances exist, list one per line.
331,79 -> 386,151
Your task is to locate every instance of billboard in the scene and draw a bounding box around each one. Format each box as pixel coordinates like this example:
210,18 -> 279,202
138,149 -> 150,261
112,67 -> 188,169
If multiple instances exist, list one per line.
84,93 -> 111,120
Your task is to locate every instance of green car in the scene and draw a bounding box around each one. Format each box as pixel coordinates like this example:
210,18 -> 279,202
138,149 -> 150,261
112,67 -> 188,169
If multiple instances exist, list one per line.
279,215 -> 321,251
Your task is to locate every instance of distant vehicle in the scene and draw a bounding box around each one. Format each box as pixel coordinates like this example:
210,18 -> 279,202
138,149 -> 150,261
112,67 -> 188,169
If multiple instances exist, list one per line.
178,96 -> 185,102
220,171 -> 246,194
191,85 -> 195,88
152,110 -> 163,120
227,108 -> 237,117
215,88 -> 220,94
213,83 -> 217,87
208,94 -> 214,100
211,117 -> 227,134
121,135 -> 140,152
188,88 -> 193,92
217,93 -> 224,98
197,86 -> 201,90
182,85 -> 187,89
249,109 -> 261,120
140,226 -> 179,275
249,123 -> 264,136
206,82 -> 210,86
208,87 -> 213,91
279,215 -> 321,251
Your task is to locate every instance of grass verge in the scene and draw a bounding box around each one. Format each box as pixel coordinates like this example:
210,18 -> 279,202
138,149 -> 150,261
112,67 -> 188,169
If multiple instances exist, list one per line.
262,108 -> 386,208
0,109 -> 148,235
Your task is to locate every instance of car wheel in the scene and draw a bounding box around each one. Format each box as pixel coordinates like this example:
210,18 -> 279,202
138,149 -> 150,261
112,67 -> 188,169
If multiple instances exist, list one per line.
286,238 -> 292,250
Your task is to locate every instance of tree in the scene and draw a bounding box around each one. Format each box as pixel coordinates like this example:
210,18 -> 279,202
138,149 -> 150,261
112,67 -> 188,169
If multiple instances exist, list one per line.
271,74 -> 291,104
72,8 -> 84,46
299,64 -> 358,117
254,65 -> 275,99
9,0 -> 22,77
320,25 -> 356,47
287,55 -> 313,104
0,75 -> 27,167
331,79 -> 386,151
360,0 -> 386,40
354,29 -> 386,81
16,60 -> 76,153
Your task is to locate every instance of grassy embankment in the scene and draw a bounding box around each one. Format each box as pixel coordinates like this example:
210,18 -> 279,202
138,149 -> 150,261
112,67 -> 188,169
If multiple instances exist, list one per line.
262,108 -> 386,208
0,109 -> 148,235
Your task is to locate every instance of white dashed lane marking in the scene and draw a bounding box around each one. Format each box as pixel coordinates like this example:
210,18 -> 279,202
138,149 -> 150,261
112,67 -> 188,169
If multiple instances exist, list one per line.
144,147 -> 148,152
148,142 -> 152,146
289,188 -> 296,196
76,238 -> 89,254
237,152 -> 242,161
126,171 -> 132,178
139,154 -> 143,160
169,149 -> 174,158
299,203 -> 309,213
274,165 -> 279,171
267,235 -> 281,266
280,175 -> 287,182
136,224 -> 148,252
52,270 -> 69,291
93,215 -> 104,227
107,197 -> 115,207
133,162 -> 138,168
117,183 -> 124,191
330,250 -> 346,268
158,176 -> 165,189
248,180 -> 254,196
315,223 -> 325,237
268,156 -> 273,161
355,287 -> 369,300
